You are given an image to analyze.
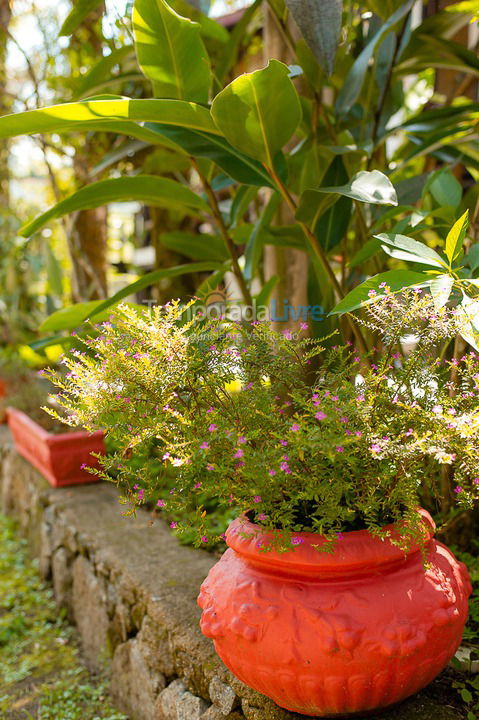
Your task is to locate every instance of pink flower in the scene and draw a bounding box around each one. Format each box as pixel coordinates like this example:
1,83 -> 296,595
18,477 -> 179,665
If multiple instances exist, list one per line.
340,416 -> 348,423
474,478 -> 479,485
157,499 -> 166,508
454,486 -> 463,494
201,536 -> 208,543
290,423 -> 300,432
370,443 -> 381,454
253,495 -> 262,503
206,464 -> 214,471
208,423 -> 217,432
337,533 -> 345,540
207,406 -> 214,413
280,439 -> 288,446
357,394 -> 365,402
238,435 -> 247,444
234,448 -> 244,459
315,411 -> 327,420
291,536 -> 304,545
331,395 -> 339,402
170,521 -> 178,529
354,356 -> 360,363
268,469 -> 276,476
258,513 -> 267,522
80,463 -> 87,470
280,461 -> 291,474
162,452 -> 170,460
282,330 -> 293,340
300,322 -> 308,330
200,442 -> 209,450
335,446 -> 344,453
355,431 -> 362,437
194,482 -> 202,489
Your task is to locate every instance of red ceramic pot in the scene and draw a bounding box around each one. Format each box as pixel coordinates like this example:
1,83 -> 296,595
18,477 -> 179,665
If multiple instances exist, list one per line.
0,379 -> 7,424
6,407 -> 105,488
198,512 -> 471,717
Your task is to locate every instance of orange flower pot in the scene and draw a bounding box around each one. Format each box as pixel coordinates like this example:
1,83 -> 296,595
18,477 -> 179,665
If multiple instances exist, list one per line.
6,407 -> 104,488
198,512 -> 471,717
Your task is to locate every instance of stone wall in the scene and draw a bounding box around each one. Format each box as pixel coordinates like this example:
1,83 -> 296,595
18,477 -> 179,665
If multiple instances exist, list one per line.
0,428 -> 459,720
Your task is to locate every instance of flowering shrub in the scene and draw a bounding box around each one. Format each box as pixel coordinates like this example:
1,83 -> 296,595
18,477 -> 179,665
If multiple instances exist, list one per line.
44,292 -> 479,551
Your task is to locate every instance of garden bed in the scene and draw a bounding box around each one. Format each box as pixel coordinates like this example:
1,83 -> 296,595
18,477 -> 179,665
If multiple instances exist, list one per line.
0,425 -> 470,720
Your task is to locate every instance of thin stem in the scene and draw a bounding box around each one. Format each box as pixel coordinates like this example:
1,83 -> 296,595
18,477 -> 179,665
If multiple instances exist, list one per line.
192,159 -> 253,307
265,165 -> 369,355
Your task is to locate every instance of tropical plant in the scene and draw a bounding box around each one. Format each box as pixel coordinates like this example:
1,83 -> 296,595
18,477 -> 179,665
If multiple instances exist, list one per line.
0,0 -> 477,351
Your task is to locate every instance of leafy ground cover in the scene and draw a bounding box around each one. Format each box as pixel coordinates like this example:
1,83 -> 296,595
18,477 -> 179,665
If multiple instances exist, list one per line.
0,514 -> 127,720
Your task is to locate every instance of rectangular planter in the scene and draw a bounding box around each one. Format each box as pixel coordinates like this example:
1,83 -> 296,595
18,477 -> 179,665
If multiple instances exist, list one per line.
6,407 -> 105,487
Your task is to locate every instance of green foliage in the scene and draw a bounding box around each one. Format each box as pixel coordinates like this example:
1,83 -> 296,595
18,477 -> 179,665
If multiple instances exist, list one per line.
333,213 -> 479,351
284,0 -> 342,75
133,0 -> 211,102
0,514 -> 126,719
45,293 -> 479,550
211,60 -> 302,167
3,0 -> 479,356
20,175 -> 209,237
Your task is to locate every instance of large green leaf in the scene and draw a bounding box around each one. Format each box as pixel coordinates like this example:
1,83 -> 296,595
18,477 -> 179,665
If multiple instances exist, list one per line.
145,122 -> 274,186
0,98 -> 220,139
211,60 -> 302,167
375,233 -> 446,268
160,231 -> 229,261
284,0 -> 342,75
133,0 -> 211,102
60,0 -> 103,36
336,0 -> 415,116
313,156 -> 352,251
428,170 -> 462,209
169,0 -> 228,44
40,300 -> 109,332
89,262 -> 227,319
20,176 -> 207,237
331,270 -> 430,315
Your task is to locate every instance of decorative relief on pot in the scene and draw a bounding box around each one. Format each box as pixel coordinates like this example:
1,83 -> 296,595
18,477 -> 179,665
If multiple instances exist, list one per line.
198,514 -> 472,717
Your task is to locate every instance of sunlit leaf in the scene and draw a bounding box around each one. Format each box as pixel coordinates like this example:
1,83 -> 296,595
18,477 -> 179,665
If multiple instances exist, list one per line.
445,211 -> 469,264
133,0 -> 211,102
20,176 -> 208,237
330,270 -> 430,315
211,60 -> 302,166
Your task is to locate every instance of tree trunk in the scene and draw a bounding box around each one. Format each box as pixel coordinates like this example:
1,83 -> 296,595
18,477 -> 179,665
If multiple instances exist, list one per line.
262,6 -> 309,333
0,1 -> 12,214
69,2 -> 109,302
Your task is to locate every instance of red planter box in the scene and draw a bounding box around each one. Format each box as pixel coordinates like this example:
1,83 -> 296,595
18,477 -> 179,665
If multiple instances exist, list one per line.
6,407 -> 105,487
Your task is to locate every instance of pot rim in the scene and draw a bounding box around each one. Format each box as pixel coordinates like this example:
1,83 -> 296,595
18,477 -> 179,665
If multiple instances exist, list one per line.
225,510 -> 435,576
